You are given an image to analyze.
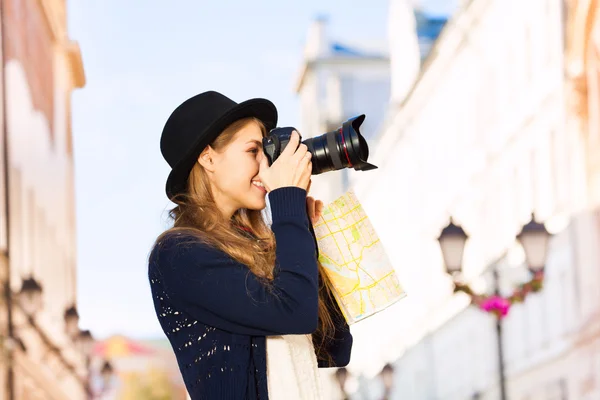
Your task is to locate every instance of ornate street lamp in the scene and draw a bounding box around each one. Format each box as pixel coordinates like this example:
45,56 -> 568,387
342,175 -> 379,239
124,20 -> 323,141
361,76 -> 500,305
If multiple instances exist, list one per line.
18,277 -> 43,316
335,367 -> 348,400
64,305 -> 80,338
78,329 -> 95,399
436,214 -> 553,400
380,363 -> 395,399
100,360 -> 114,389
78,329 -> 94,358
437,218 -> 468,275
516,214 -> 551,274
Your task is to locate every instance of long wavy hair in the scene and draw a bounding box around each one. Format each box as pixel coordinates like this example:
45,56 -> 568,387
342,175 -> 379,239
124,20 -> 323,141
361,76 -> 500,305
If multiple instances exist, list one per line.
154,117 -> 336,363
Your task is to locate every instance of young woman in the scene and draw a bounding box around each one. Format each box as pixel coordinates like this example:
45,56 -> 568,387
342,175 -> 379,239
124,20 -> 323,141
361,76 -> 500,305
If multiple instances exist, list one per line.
148,91 -> 352,399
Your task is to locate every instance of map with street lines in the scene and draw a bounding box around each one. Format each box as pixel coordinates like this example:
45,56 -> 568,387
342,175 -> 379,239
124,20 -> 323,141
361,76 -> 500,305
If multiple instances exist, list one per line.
313,190 -> 406,325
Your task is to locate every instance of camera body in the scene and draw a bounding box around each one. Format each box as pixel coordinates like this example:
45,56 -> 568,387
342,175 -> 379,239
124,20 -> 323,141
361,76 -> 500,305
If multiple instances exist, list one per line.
262,127 -> 299,166
262,114 -> 377,175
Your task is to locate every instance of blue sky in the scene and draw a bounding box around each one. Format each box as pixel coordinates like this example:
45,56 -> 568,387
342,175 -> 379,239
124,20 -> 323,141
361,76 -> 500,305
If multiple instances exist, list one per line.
67,0 -> 451,339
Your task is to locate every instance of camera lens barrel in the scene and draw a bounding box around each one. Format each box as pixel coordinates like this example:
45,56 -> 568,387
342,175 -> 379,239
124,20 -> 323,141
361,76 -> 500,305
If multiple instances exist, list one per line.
304,114 -> 377,175
263,114 -> 377,175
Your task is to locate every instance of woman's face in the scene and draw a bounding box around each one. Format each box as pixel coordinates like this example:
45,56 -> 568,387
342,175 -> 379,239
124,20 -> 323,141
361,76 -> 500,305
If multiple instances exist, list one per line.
202,121 -> 267,218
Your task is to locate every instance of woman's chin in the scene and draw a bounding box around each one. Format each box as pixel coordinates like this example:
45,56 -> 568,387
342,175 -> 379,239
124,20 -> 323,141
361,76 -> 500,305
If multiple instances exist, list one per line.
245,197 -> 267,211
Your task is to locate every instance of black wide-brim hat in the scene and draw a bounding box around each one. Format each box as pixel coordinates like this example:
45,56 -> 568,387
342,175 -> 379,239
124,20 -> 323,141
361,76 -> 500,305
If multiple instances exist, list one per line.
160,91 -> 278,199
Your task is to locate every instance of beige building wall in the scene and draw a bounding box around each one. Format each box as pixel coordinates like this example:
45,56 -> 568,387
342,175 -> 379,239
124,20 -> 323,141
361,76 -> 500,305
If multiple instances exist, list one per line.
0,0 -> 87,398
351,0 -> 600,398
563,0 -> 600,398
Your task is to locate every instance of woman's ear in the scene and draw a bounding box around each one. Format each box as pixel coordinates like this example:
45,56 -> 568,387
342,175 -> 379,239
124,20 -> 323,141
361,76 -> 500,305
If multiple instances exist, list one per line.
198,147 -> 216,172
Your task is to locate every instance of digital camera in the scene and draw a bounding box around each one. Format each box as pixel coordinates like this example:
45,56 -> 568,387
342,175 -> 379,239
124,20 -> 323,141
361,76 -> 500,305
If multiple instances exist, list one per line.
262,114 -> 377,175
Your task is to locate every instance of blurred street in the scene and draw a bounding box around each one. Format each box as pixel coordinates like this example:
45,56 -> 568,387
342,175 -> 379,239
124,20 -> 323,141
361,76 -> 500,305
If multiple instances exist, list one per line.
0,0 -> 599,398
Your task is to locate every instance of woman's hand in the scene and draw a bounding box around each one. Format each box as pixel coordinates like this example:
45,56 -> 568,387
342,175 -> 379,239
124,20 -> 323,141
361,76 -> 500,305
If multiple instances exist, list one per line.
306,196 -> 324,224
258,131 -> 312,192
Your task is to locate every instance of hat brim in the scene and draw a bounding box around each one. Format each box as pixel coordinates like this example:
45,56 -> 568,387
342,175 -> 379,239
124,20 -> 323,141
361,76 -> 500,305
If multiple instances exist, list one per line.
165,98 -> 277,200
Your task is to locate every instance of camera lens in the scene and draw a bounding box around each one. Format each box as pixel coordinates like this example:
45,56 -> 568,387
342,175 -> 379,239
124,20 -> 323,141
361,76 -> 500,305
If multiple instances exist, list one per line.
304,114 -> 377,175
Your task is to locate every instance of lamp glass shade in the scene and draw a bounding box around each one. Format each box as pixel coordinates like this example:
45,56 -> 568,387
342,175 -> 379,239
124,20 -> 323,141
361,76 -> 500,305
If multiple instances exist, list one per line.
101,361 -> 114,386
19,278 -> 43,316
517,217 -> 551,272
438,220 -> 468,274
78,330 -> 94,356
381,363 -> 394,390
64,306 -> 80,337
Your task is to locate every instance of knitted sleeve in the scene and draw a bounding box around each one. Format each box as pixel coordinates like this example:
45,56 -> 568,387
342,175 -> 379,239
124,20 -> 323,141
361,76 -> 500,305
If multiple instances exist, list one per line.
151,187 -> 319,336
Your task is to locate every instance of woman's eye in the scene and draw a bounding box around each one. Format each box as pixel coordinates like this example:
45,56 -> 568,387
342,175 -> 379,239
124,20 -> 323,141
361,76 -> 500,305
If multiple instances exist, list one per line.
248,148 -> 259,154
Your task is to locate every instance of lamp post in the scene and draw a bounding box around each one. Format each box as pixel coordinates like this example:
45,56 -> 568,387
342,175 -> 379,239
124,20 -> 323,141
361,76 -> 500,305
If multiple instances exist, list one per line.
99,360 -> 115,398
64,305 -> 80,338
100,360 -> 114,386
78,329 -> 94,358
18,277 -> 43,316
3,277 -> 43,400
380,363 -> 394,400
78,329 -> 94,399
9,279 -> 91,398
437,214 -> 551,400
335,367 -> 349,400
77,331 -> 115,399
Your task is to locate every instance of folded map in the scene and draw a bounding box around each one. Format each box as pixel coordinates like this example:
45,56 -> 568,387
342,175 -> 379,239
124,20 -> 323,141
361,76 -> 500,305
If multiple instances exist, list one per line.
313,190 -> 406,324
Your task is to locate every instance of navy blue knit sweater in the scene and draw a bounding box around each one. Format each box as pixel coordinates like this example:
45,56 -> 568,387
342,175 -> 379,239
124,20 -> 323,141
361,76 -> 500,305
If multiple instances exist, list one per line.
148,187 -> 353,399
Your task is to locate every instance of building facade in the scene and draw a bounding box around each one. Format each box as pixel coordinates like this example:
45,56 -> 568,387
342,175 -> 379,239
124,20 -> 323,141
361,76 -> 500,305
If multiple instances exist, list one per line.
295,3 -> 456,209
414,9 -> 449,63
565,0 -> 600,206
563,0 -> 600,397
0,0 -> 87,398
295,17 -> 391,204
350,0 -> 600,398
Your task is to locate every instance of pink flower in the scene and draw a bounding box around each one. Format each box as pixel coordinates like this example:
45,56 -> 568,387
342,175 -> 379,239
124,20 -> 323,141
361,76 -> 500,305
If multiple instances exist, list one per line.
480,295 -> 511,318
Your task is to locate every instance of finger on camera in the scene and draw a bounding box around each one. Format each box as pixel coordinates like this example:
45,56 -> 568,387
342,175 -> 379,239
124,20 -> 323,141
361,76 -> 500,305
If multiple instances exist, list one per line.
297,151 -> 311,170
292,144 -> 309,163
282,131 -> 300,157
